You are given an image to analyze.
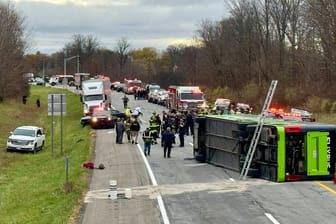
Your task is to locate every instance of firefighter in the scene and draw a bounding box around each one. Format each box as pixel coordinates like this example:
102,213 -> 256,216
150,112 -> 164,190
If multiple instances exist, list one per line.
149,111 -> 159,144
142,127 -> 152,156
125,117 -> 132,143
124,106 -> 131,118
155,112 -> 162,135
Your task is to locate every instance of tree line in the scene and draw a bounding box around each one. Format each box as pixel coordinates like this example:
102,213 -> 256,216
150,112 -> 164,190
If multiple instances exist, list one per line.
2,0 -> 336,112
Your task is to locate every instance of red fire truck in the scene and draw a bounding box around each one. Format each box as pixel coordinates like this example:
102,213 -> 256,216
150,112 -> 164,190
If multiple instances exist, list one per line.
167,85 -> 206,111
124,78 -> 142,94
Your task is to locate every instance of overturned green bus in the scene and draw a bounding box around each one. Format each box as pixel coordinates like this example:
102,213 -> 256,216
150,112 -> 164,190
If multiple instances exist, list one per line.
193,114 -> 336,182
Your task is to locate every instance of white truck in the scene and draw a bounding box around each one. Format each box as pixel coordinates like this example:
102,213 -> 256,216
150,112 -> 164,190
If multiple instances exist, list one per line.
81,78 -> 111,115
146,83 -> 161,102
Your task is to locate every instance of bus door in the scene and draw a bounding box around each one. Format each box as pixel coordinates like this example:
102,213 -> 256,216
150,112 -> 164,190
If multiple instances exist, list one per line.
306,132 -> 329,176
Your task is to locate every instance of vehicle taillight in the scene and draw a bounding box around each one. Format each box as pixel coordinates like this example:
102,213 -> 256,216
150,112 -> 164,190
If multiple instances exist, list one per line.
285,126 -> 301,133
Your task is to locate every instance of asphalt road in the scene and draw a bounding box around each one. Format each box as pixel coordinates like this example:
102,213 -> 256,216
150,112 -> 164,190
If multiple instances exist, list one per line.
78,90 -> 336,224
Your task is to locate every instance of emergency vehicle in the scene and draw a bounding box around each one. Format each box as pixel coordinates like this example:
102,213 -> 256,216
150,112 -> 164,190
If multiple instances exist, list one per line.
266,107 -> 315,122
124,78 -> 142,94
167,85 -> 206,111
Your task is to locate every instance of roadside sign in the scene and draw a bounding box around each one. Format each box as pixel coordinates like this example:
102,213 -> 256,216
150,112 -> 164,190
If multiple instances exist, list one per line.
48,93 -> 66,116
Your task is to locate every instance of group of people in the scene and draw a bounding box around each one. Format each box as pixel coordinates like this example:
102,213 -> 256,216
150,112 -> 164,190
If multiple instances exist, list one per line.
143,109 -> 195,158
115,115 -> 141,145
115,105 -> 196,159
134,88 -> 147,100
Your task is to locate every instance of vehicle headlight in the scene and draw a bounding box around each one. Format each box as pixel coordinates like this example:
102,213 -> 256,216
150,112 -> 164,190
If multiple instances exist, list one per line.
27,140 -> 34,145
7,138 -> 12,144
107,116 -> 112,121
92,117 -> 98,123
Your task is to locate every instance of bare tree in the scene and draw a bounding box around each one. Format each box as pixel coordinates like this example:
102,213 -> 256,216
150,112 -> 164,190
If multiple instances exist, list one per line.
115,37 -> 131,78
0,2 -> 28,101
305,0 -> 336,95
269,0 -> 291,71
197,19 -> 234,87
63,34 -> 100,75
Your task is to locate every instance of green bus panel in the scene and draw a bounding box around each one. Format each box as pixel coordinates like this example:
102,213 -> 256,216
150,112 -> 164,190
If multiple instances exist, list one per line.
306,132 -> 329,176
276,127 -> 286,182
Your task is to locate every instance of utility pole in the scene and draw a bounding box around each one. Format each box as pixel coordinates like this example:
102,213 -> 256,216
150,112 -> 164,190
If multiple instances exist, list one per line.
64,55 -> 80,75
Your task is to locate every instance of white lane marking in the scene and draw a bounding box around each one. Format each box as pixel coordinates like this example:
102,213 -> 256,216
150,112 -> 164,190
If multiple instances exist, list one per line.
137,144 -> 170,224
229,178 -> 235,182
265,213 -> 280,224
137,144 -> 158,186
184,164 -> 206,167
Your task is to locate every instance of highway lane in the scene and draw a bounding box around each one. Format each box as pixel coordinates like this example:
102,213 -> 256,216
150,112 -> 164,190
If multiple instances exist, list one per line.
80,90 -> 336,224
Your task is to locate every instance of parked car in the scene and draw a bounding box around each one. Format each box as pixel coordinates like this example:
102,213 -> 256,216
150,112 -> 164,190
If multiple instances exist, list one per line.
111,81 -> 120,90
116,83 -> 125,92
155,89 -> 169,106
35,77 -> 45,86
7,126 -> 45,152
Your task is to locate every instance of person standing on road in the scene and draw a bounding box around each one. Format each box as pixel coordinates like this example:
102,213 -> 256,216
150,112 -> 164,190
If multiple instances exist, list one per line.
115,118 -> 125,144
162,127 -> 174,158
149,112 -> 159,144
142,127 -> 152,156
125,117 -> 132,143
185,110 -> 194,135
178,120 -> 186,147
124,106 -> 131,118
130,117 -> 141,144
122,94 -> 129,109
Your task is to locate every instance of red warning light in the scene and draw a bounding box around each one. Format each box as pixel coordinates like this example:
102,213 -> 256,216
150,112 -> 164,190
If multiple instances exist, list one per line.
285,126 -> 302,133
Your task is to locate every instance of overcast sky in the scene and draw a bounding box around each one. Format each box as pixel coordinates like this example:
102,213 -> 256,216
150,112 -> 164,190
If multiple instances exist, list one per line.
6,0 -> 228,55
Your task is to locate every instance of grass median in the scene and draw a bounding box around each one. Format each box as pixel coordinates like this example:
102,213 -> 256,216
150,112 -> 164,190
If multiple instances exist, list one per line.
0,85 -> 93,224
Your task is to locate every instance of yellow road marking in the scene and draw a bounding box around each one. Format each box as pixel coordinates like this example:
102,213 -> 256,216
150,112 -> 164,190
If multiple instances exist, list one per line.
316,181 -> 336,195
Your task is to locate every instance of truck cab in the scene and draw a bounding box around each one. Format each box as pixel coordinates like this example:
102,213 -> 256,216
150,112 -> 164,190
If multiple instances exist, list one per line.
82,79 -> 111,115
